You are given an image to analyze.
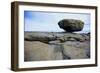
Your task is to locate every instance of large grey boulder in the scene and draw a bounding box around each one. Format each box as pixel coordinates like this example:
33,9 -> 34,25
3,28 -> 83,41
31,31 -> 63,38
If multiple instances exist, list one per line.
58,19 -> 84,32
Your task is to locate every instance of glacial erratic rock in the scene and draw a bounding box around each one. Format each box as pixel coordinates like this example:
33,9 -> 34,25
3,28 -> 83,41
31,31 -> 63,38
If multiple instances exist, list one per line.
58,19 -> 84,32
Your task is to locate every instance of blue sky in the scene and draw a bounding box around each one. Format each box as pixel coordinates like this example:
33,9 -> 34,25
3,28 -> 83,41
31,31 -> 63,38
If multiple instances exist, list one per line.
24,11 -> 90,33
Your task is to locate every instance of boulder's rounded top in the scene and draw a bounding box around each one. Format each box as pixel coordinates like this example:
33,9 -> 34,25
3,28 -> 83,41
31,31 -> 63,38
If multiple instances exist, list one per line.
58,19 -> 84,32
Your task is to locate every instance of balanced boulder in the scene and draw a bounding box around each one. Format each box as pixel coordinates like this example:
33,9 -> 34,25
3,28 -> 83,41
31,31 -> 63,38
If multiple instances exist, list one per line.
58,19 -> 84,32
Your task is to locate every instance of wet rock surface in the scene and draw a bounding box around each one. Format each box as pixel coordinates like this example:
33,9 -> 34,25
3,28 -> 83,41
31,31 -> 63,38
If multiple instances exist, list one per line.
24,32 -> 90,61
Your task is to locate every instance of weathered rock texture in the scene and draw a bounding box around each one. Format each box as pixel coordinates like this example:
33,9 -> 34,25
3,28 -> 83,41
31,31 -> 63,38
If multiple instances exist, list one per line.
24,32 -> 90,61
24,41 -> 63,61
58,19 -> 84,32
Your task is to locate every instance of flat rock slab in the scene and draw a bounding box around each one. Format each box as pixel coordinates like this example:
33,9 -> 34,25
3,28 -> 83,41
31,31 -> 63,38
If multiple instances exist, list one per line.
62,41 -> 90,59
24,41 -> 63,61
25,32 -> 90,43
24,32 -> 90,61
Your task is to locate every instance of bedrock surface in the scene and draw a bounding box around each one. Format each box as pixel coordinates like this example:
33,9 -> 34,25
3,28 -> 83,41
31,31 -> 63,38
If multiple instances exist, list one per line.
24,32 -> 90,61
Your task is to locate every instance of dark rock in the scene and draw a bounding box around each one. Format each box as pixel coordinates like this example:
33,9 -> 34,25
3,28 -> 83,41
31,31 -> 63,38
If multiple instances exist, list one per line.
58,19 -> 84,32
